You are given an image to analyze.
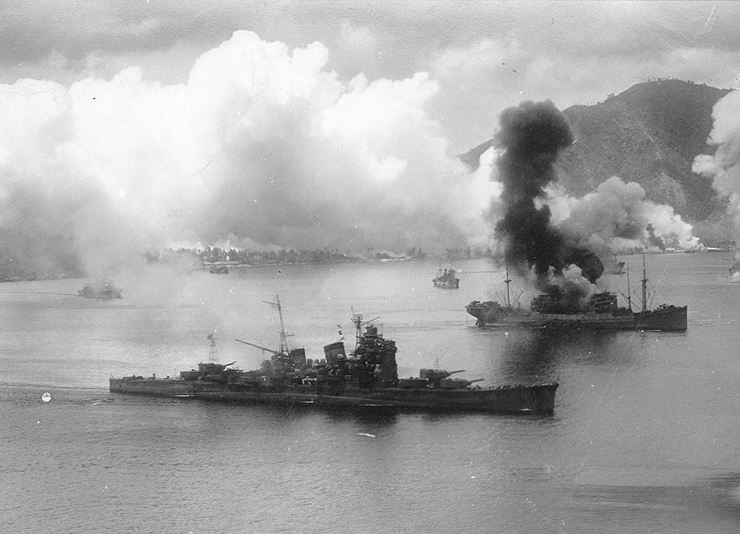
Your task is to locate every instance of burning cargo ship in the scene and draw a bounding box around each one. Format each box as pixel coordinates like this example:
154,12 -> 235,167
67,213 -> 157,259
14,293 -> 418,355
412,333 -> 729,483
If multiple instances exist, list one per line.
471,101 -> 687,332
110,299 -> 557,415
466,258 -> 686,331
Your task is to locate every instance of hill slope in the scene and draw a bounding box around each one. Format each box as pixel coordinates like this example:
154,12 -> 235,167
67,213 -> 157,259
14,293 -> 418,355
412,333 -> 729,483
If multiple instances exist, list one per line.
557,79 -> 730,221
463,79 -> 732,233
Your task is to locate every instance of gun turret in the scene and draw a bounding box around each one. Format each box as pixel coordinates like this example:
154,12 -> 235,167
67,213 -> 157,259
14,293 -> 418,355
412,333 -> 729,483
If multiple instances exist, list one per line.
419,368 -> 465,380
439,377 -> 484,389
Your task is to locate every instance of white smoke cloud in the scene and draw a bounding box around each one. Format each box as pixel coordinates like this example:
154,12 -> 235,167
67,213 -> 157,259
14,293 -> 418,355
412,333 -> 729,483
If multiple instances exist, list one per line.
552,264 -> 598,303
482,155 -> 701,257
693,89 -> 740,252
0,30 -> 494,278
547,176 -> 701,253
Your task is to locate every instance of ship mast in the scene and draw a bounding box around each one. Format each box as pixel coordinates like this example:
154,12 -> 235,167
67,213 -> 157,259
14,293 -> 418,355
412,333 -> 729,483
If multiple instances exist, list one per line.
626,265 -> 632,312
207,330 -> 218,363
264,295 -> 290,354
350,309 -> 380,350
352,312 -> 363,349
641,255 -> 647,313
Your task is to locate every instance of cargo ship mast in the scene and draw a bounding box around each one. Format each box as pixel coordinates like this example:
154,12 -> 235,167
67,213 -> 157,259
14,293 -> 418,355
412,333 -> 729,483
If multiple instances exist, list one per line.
641,255 -> 648,313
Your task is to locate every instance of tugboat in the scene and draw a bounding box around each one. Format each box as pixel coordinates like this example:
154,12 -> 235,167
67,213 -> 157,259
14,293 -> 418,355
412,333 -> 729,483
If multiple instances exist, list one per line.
110,298 -> 558,415
466,257 -> 686,331
78,282 -> 122,299
433,267 -> 460,289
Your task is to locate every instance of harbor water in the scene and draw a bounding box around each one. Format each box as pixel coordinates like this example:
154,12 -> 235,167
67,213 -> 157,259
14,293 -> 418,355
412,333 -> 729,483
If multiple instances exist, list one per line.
3,251 -> 740,533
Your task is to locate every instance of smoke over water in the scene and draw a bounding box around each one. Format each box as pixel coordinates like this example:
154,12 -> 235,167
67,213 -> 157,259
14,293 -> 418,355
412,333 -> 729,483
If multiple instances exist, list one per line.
0,31 -> 494,281
494,101 -> 604,292
489,100 -> 702,300
550,176 -> 702,254
693,89 -> 740,259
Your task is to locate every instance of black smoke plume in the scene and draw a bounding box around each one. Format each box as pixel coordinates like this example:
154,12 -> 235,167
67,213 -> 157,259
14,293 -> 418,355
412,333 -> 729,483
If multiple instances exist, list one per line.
645,223 -> 665,251
494,100 -> 604,287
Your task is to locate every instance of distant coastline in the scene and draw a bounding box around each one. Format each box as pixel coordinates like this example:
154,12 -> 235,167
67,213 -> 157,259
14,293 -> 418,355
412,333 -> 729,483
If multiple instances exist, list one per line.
0,244 -> 730,284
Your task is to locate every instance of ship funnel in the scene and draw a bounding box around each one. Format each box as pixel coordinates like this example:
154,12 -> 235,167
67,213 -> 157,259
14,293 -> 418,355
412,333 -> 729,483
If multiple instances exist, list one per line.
323,341 -> 346,365
288,348 -> 306,369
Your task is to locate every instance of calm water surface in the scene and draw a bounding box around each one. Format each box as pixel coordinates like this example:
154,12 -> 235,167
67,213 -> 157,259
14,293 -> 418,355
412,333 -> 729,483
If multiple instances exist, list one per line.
2,252 -> 740,533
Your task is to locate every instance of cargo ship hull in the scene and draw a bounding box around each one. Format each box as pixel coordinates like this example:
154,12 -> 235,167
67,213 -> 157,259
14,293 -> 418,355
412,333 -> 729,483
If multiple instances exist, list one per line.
469,257 -> 687,331
109,377 -> 558,415
466,303 -> 687,331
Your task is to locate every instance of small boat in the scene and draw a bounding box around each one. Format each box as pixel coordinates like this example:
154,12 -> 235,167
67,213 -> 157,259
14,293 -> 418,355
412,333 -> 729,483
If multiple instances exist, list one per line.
78,283 -> 122,299
433,267 -> 460,289
209,265 -> 229,274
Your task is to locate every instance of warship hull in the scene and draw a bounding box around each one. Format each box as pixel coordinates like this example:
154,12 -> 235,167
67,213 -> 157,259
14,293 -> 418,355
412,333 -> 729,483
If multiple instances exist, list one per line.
466,302 -> 687,331
109,377 -> 558,415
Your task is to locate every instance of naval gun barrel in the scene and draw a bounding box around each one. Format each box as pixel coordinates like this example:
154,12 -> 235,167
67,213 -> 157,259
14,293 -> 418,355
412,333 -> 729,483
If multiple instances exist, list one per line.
439,377 -> 485,389
420,368 -> 467,380
235,338 -> 282,356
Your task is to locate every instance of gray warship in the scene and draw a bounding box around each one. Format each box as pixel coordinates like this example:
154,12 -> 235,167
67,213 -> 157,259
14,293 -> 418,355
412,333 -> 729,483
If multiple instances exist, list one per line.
110,298 -> 557,415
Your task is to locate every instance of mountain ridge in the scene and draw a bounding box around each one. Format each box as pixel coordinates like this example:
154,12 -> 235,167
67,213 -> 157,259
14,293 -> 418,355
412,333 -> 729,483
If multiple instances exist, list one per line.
462,79 -> 734,244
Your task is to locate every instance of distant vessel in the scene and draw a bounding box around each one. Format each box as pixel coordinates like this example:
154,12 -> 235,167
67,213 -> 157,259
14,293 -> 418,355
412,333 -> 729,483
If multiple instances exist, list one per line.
433,267 -> 460,289
209,265 -> 229,274
78,283 -> 122,299
466,257 -> 686,331
110,298 -> 557,415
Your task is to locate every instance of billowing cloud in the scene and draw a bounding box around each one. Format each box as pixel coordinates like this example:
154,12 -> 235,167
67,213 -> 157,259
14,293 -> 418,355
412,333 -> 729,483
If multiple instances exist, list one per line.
0,30 -> 493,278
480,99 -> 700,305
4,3 -> 740,156
551,176 -> 702,253
693,89 -> 740,252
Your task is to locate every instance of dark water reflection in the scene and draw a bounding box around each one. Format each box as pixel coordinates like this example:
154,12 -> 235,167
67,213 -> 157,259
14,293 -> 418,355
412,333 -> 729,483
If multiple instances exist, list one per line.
484,327 -> 651,383
3,252 -> 740,533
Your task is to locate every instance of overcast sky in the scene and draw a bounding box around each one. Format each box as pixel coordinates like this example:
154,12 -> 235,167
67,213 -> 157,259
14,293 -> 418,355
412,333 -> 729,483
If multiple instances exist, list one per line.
0,1 -> 736,262
2,1 -> 737,150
